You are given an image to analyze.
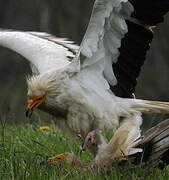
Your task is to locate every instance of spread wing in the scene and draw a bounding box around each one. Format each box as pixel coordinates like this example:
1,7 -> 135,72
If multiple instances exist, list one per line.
112,0 -> 169,98
75,0 -> 133,86
0,30 -> 79,75
76,0 -> 169,98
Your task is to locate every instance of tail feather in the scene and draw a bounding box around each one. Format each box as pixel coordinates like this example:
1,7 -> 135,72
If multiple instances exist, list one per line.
134,119 -> 169,168
131,99 -> 169,114
140,118 -> 169,144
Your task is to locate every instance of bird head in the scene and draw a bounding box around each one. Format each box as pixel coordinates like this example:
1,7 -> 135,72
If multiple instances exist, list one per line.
26,94 -> 46,118
25,74 -> 57,118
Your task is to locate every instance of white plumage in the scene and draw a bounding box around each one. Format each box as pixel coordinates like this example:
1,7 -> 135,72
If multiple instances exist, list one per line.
0,0 -> 169,167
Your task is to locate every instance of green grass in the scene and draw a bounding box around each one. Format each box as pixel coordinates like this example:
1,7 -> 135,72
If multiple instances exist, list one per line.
1,123 -> 169,180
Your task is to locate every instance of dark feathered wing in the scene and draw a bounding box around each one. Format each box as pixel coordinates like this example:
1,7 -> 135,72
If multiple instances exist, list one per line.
111,0 -> 169,98
133,119 -> 169,169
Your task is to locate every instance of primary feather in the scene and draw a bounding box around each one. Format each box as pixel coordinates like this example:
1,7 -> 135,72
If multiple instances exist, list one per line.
0,30 -> 78,74
78,0 -> 133,86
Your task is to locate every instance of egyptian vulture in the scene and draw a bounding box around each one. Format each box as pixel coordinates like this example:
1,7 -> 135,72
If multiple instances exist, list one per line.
0,0 -> 169,168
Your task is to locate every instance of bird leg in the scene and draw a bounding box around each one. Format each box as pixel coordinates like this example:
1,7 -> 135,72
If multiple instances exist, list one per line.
93,113 -> 143,171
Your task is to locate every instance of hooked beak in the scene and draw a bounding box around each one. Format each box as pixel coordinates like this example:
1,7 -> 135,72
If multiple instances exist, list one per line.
26,95 -> 45,118
26,109 -> 33,118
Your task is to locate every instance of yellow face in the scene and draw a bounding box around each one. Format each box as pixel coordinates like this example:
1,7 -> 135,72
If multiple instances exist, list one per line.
26,95 -> 46,118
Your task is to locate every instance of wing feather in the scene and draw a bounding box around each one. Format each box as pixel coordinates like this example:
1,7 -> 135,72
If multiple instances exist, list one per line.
0,30 -> 79,75
76,0 -> 133,86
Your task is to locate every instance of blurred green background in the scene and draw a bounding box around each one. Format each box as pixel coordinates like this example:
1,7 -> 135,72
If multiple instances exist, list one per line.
0,0 -> 168,126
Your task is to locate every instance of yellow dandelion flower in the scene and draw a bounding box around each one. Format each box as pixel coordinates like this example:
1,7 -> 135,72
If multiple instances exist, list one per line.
39,126 -> 50,130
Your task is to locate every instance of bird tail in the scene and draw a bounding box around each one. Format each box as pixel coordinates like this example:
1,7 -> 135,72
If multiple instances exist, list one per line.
130,99 -> 169,114
135,118 -> 169,168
